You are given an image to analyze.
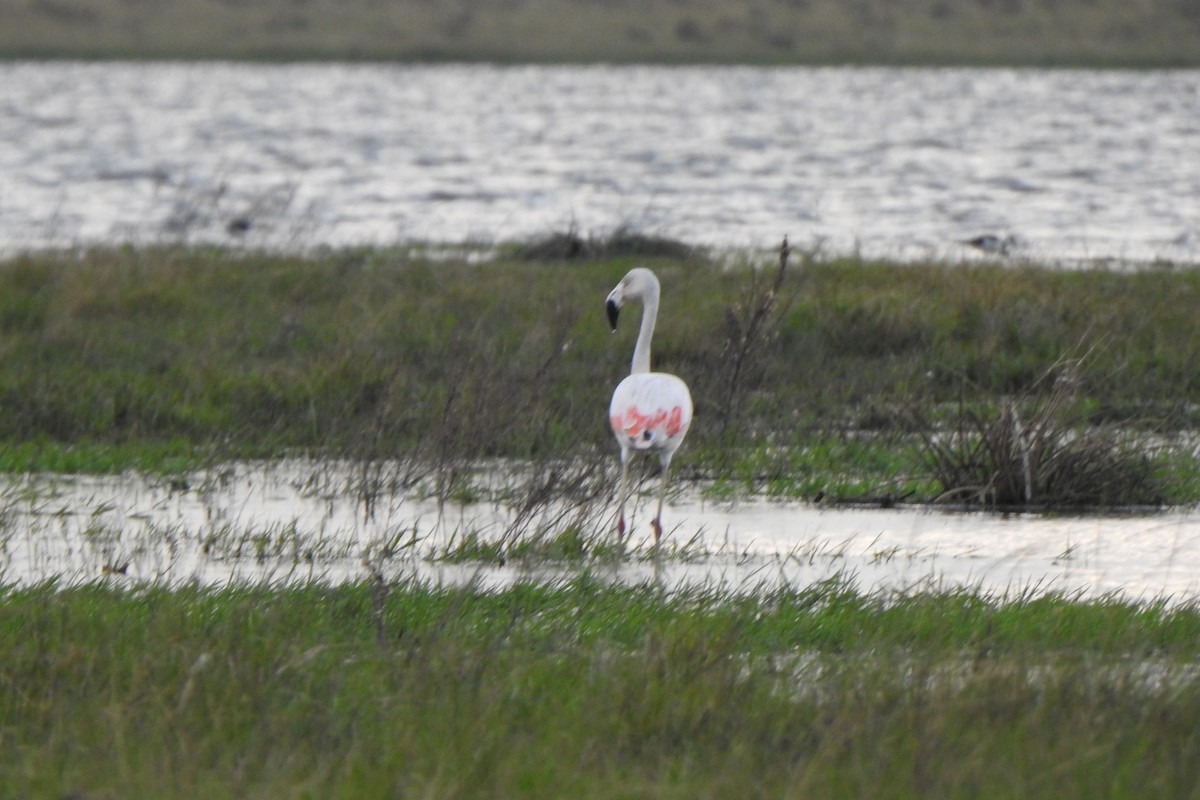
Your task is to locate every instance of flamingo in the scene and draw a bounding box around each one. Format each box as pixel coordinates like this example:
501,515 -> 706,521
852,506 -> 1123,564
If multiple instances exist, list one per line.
605,267 -> 693,545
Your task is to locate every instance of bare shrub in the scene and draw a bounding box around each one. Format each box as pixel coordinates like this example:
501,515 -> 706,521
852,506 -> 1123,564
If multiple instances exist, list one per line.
919,362 -> 1165,509
715,237 -> 797,438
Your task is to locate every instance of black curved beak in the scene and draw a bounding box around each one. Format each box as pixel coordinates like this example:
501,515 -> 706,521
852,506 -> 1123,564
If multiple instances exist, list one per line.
606,299 -> 620,331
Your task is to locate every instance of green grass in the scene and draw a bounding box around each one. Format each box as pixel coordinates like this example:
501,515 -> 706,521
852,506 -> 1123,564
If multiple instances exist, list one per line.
3,0 -> 1199,66
3,577 -> 1200,798
4,244 -> 1198,797
701,433 -> 937,503
2,244 -> 1200,506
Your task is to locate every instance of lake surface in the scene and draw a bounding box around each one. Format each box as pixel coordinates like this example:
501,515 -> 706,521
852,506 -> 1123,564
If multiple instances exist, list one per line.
2,62 -> 1198,264
4,461 -> 1199,603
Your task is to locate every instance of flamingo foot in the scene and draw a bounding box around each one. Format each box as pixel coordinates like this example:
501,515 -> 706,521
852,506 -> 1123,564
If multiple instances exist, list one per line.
652,516 -> 662,545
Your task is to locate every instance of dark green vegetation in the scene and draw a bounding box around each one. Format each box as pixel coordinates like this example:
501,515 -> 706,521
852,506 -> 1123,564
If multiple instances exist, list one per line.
3,578 -> 1200,798
3,0 -> 1199,67
2,244 -> 1200,506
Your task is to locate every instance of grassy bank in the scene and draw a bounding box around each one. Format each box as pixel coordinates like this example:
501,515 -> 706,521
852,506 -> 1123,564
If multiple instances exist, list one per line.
2,0 -> 1199,67
1,243 -> 1199,504
2,578 -> 1199,798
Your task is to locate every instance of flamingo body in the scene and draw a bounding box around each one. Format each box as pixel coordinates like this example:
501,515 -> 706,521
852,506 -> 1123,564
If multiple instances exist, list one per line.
609,373 -> 692,455
605,267 -> 693,544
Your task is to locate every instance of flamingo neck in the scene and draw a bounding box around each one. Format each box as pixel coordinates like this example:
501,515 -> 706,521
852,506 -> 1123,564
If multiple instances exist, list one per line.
631,287 -> 659,375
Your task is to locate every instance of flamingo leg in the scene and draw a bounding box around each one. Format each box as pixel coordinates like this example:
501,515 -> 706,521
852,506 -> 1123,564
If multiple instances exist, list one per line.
652,457 -> 672,546
615,450 -> 631,541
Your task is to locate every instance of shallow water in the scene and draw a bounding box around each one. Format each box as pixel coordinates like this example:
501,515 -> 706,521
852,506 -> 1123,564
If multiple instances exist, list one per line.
3,461 -> 1198,602
2,62 -> 1198,264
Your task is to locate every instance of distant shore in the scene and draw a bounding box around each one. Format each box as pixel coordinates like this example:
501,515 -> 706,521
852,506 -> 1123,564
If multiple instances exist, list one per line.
3,0 -> 1199,67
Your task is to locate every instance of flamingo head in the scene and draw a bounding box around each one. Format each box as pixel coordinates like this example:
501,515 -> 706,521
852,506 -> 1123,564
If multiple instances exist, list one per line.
605,267 -> 659,332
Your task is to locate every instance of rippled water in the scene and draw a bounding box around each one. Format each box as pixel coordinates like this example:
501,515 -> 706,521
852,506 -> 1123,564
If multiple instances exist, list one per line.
3,62 -> 1199,263
4,462 -> 1199,602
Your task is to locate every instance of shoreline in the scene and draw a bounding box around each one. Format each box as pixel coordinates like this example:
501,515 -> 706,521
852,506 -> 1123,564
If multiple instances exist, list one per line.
3,0 -> 1198,68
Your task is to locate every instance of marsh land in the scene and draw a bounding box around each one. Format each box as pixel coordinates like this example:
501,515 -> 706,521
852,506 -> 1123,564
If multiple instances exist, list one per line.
6,5 -> 1200,792
4,230 -> 1200,799
1,243 -> 1198,506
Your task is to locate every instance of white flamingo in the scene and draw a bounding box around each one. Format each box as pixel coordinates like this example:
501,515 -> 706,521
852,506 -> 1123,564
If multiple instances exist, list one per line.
605,267 -> 693,544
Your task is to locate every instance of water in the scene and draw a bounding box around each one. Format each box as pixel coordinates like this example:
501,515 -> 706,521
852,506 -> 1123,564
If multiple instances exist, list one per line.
3,461 -> 1198,602
2,62 -> 1199,263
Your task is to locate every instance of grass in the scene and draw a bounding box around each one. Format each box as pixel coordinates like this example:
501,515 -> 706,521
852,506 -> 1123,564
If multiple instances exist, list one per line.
2,577 -> 1200,798
2,241 -> 1195,797
1,243 -> 1200,507
2,0 -> 1199,66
